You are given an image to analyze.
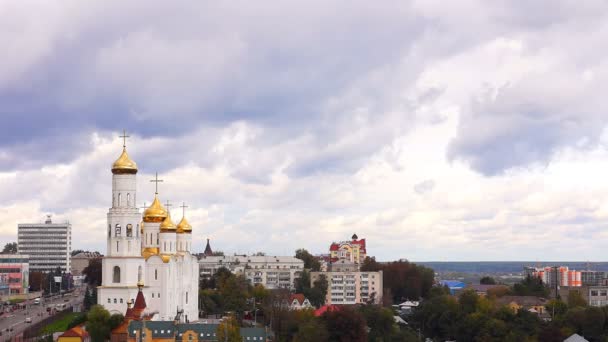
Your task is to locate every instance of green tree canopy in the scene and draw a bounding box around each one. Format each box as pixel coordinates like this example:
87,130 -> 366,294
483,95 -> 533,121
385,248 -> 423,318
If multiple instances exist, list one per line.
86,305 -> 111,342
295,249 -> 321,271
480,276 -> 497,285
1,242 -> 17,254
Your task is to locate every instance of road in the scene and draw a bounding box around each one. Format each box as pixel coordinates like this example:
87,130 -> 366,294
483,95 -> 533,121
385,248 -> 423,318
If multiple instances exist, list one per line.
0,291 -> 84,341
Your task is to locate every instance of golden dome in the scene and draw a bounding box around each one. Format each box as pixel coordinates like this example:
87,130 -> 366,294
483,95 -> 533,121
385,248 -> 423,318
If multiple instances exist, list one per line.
160,213 -> 176,232
143,195 -> 167,223
176,217 -> 192,234
142,247 -> 159,259
112,148 -> 138,174
160,254 -> 172,263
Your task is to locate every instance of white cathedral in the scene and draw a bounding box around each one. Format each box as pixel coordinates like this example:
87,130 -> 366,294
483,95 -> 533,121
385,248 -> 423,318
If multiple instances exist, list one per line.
97,137 -> 199,322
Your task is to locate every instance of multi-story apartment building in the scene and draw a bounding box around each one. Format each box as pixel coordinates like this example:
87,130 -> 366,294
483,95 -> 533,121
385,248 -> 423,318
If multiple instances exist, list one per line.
524,266 -> 582,287
0,254 -> 29,297
198,255 -> 304,290
310,271 -> 383,305
581,271 -> 608,286
18,216 -> 72,273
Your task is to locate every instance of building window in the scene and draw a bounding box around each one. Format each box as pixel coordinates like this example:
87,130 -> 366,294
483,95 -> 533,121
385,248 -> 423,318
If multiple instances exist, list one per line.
152,293 -> 155,298
118,193 -> 121,206
155,269 -> 158,280
115,224 -> 121,237
108,224 -> 111,237
156,234 -> 159,244
113,266 -> 121,283
114,298 -> 117,304
186,292 -> 188,304
127,193 -> 130,207
120,298 -> 123,303
138,266 -> 142,283
108,298 -> 110,303
126,224 -> 133,237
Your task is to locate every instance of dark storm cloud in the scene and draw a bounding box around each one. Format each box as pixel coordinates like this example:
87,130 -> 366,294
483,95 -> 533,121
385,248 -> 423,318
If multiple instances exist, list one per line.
0,1 -> 430,173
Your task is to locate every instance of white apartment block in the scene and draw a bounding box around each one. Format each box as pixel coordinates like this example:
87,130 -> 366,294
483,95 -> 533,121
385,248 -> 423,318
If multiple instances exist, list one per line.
199,255 -> 304,290
18,216 -> 72,273
311,271 -> 383,305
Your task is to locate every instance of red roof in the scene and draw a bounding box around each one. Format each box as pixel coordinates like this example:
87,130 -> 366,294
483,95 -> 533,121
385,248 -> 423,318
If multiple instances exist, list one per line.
329,243 -> 339,251
314,305 -> 340,317
290,294 -> 306,305
131,288 -> 147,318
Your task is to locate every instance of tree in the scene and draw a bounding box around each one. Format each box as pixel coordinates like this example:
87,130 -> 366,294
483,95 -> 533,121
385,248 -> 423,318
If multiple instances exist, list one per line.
307,274 -> 328,308
323,306 -> 368,342
295,270 -> 311,294
546,299 -> 568,319
480,276 -> 496,285
360,256 -> 382,272
108,313 -> 125,330
83,287 -> 93,311
1,242 -> 17,254
360,305 -> 396,341
512,275 -> 549,298
293,318 -> 330,342
295,249 -> 321,271
86,305 -> 111,342
29,272 -> 45,292
217,315 -> 240,342
219,274 -> 250,313
83,258 -> 102,286
567,290 -> 587,308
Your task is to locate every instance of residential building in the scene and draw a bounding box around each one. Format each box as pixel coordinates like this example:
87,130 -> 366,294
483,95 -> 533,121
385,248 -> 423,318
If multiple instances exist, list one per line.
18,215 -> 72,273
288,294 -> 312,310
71,252 -> 102,276
524,266 -> 582,287
328,233 -> 367,269
497,296 -> 549,318
97,139 -> 199,321
199,255 -> 304,290
311,271 -> 383,305
587,286 -> 608,307
581,270 -> 608,286
0,254 -> 29,297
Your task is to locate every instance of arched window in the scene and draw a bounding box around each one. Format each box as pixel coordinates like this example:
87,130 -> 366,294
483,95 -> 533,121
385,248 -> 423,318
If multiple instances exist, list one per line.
155,269 -> 158,280
126,224 -> 133,237
127,193 -> 130,207
118,193 -> 121,206
113,195 -> 115,207
164,242 -> 167,251
137,224 -> 139,237
113,266 -> 121,283
138,266 -> 142,283
156,234 -> 159,244
186,292 -> 188,304
114,298 -> 117,304
115,224 -> 121,237
108,225 -> 111,238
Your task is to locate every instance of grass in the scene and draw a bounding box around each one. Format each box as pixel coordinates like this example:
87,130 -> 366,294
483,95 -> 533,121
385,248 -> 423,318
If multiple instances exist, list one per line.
40,312 -> 81,334
8,298 -> 25,304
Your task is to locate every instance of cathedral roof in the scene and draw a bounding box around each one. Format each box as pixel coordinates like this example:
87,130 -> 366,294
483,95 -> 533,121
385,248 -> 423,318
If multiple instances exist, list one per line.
132,286 -> 147,316
143,195 -> 168,223
176,216 -> 192,234
112,148 -> 138,174
160,212 -> 177,232
204,238 -> 213,256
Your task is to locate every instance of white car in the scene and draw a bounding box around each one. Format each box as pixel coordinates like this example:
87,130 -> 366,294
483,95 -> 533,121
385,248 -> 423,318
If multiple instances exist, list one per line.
25,317 -> 32,323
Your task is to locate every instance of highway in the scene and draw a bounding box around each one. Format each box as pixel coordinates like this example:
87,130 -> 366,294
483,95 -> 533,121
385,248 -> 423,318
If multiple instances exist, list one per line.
0,290 -> 84,341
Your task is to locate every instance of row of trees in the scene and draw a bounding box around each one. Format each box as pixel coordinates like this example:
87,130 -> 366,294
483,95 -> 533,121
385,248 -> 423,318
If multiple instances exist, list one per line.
28,267 -> 73,294
411,276 -> 608,341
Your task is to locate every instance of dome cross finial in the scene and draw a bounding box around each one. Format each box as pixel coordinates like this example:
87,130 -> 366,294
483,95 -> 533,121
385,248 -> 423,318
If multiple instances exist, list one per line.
180,202 -> 188,217
119,129 -> 130,149
150,172 -> 163,195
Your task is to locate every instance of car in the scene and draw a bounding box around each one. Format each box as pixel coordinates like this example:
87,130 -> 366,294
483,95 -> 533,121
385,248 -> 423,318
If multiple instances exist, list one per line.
25,317 -> 32,323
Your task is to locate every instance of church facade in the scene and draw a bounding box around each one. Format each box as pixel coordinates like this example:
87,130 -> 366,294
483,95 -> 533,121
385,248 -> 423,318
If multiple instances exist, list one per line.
97,138 -> 199,322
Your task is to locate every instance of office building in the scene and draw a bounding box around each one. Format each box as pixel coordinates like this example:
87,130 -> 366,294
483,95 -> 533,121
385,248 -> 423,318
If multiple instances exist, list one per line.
310,270 -> 383,305
71,251 -> 102,276
199,255 -> 304,290
18,216 -> 71,273
0,254 -> 29,296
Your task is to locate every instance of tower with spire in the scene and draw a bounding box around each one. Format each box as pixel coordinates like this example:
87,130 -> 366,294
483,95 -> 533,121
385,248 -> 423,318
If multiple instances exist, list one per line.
98,131 -> 199,322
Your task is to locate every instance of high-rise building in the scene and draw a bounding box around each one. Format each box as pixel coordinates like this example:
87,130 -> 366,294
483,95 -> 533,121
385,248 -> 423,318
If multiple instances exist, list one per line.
524,266 -> 582,287
18,216 -> 71,273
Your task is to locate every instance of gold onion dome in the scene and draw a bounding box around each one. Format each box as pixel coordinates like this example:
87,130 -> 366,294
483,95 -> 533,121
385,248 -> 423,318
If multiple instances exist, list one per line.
160,213 -> 177,232
112,148 -> 138,174
176,217 -> 192,234
160,254 -> 172,263
142,247 -> 159,259
143,196 -> 168,223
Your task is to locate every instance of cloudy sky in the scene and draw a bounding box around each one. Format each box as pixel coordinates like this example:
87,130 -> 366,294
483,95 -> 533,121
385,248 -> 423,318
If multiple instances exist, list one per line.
1,1 -> 608,261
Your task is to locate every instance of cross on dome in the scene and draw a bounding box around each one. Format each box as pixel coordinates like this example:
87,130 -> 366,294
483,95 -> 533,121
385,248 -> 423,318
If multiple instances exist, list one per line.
150,172 -> 163,195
